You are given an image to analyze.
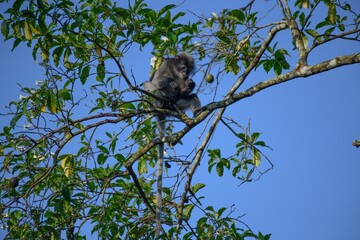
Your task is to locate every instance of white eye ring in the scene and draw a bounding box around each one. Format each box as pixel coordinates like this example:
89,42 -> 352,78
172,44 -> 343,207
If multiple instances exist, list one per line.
181,66 -> 187,73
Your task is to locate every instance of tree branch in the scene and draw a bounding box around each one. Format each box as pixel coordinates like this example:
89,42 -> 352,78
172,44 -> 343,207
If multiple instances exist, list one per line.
126,166 -> 156,215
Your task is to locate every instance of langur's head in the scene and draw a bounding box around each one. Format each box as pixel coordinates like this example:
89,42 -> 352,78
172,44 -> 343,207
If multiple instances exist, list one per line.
174,52 -> 195,78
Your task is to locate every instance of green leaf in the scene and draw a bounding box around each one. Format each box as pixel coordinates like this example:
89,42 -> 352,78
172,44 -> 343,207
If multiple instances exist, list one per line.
305,29 -> 319,38
53,46 -> 64,67
38,14 -> 47,33
338,24 -> 345,32
191,183 -> 205,194
216,32 -> 231,44
97,153 -> 108,165
183,204 -> 194,220
217,207 -> 227,216
120,102 -> 136,110
251,132 -> 261,142
96,63 -> 105,82
158,4 -> 176,17
138,159 -> 148,174
254,141 -> 267,147
262,60 -> 273,73
114,154 -> 125,163
59,89 -> 71,101
47,91 -> 57,114
62,187 -> 71,202
299,12 -> 305,27
98,145 -> 109,154
1,20 -> 10,38
315,20 -> 328,29
228,9 -> 245,22
11,38 -> 22,51
216,162 -> 224,176
13,0 -> 26,12
225,56 -> 240,74
274,62 -> 282,75
207,149 -> 221,159
80,65 -> 90,85
172,12 -> 185,22
221,158 -> 230,169
232,165 -> 241,176
63,47 -> 71,65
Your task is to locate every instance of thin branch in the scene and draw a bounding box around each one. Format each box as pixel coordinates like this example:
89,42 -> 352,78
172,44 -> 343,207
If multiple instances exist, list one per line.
126,166 -> 156,215
227,22 -> 288,95
196,52 -> 360,120
281,0 -> 308,66
175,107 -> 225,239
309,28 -> 360,53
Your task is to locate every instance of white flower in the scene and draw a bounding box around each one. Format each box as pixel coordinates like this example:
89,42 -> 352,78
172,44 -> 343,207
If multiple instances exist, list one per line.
211,12 -> 218,18
150,57 -> 157,68
23,123 -> 33,129
33,153 -> 45,161
15,145 -> 26,152
160,36 -> 169,42
35,80 -> 44,86
0,224 -> 8,230
19,95 -> 28,100
193,41 -> 201,47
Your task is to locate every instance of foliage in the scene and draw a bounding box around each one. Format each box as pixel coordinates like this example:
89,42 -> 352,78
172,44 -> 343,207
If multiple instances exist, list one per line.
0,0 -> 359,239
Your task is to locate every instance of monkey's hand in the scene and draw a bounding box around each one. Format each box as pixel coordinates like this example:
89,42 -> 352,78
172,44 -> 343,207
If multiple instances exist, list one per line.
179,79 -> 195,96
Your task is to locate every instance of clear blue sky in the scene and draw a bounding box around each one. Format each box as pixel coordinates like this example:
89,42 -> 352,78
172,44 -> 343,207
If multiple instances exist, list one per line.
1,1 -> 360,239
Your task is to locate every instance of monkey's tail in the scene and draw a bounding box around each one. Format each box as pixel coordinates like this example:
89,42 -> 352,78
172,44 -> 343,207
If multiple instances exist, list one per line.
155,116 -> 165,237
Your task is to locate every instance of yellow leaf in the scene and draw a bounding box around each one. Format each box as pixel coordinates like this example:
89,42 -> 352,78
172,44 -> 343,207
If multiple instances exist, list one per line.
61,155 -> 69,169
24,21 -> 32,40
183,204 -> 194,220
47,91 -> 57,114
328,4 -> 336,24
302,0 -> 309,8
29,23 -> 40,35
301,34 -> 308,49
61,155 -> 74,178
65,132 -> 72,140
41,50 -> 49,61
252,149 -> 261,167
64,166 -> 73,178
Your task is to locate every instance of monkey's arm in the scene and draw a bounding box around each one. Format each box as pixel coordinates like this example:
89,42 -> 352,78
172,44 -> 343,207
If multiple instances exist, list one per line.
144,78 -> 179,101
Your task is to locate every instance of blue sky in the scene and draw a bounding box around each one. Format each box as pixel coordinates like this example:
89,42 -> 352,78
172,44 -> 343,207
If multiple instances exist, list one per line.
1,1 -> 360,239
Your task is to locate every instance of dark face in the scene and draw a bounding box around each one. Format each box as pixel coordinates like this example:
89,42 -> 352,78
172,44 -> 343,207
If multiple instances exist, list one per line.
177,57 -> 194,79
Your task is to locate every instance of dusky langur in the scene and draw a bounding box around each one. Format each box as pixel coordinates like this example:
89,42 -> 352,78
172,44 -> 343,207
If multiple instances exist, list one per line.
143,52 -> 201,237
144,52 -> 201,115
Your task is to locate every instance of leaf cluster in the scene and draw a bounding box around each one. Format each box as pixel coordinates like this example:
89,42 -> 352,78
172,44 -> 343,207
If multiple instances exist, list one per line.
0,0 -> 359,239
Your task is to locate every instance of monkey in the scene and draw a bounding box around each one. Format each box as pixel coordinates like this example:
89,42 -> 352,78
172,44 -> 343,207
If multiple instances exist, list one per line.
143,52 -> 200,237
9,177 -> 19,188
144,52 -> 201,115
